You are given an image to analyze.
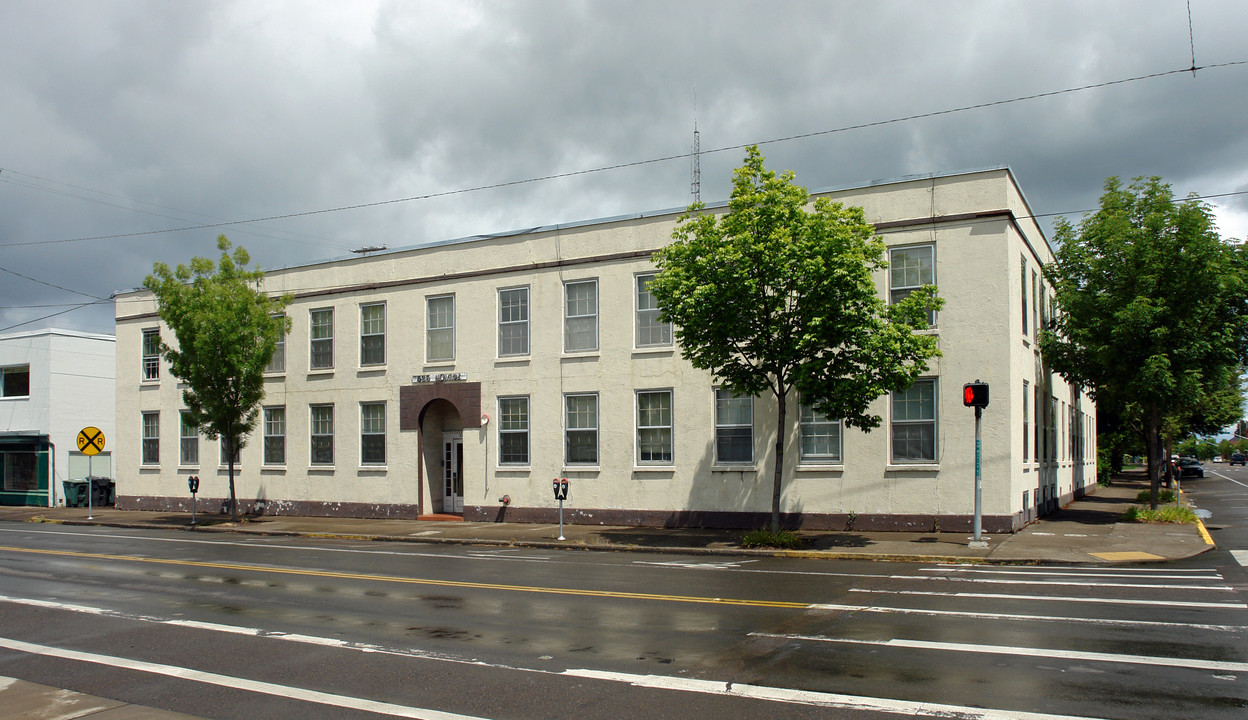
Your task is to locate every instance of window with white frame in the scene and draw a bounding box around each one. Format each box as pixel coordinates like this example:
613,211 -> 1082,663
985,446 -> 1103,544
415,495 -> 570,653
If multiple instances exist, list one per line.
565,393 -> 598,465
1021,257 -> 1029,337
360,402 -> 386,465
635,273 -> 672,347
889,245 -> 935,325
141,412 -> 160,465
498,396 -> 529,465
179,412 -> 198,466
1034,385 -> 1042,461
799,401 -> 842,463
265,315 -> 286,373
219,437 -> 240,466
310,308 -> 334,370
891,379 -> 937,463
498,287 -> 529,357
311,404 -> 334,465
564,279 -> 598,352
1031,270 -> 1039,339
0,365 -> 30,398
360,303 -> 385,366
637,390 -> 673,464
715,390 -> 753,464
142,328 -> 160,381
264,407 -> 285,465
1023,380 -> 1031,462
426,295 -> 455,362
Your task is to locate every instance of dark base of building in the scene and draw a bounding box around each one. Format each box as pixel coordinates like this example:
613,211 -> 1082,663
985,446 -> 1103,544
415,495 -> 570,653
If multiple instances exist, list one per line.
117,494 -> 1045,533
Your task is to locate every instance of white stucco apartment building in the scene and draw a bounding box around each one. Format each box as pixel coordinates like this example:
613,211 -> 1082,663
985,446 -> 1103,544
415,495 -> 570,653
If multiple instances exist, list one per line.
0,328 -> 116,507
113,167 -> 1096,531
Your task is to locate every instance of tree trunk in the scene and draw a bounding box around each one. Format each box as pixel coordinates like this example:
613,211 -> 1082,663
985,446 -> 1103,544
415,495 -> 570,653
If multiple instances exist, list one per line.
771,385 -> 786,534
226,434 -> 239,522
1144,406 -> 1162,511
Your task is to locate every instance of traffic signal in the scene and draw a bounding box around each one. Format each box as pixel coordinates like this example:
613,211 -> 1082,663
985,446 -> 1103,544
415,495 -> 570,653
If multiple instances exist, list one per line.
963,382 -> 989,408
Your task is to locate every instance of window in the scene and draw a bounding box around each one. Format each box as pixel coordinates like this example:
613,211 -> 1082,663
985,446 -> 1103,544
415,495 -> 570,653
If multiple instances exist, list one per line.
179,412 -> 198,466
498,287 -> 529,357
1023,381 -> 1031,463
141,412 -> 160,465
264,407 -> 285,465
636,273 -> 672,347
564,279 -> 598,352
310,308 -> 334,370
426,295 -> 455,362
361,402 -> 386,465
889,245 -> 935,325
219,438 -> 241,466
891,379 -> 937,463
637,390 -> 673,464
142,328 -> 160,381
1034,385 -> 1042,462
715,390 -> 753,464
1047,396 -> 1058,461
799,401 -> 842,464
266,315 -> 286,373
1021,257 -> 1029,337
1031,270 -> 1039,339
0,365 -> 30,398
360,303 -> 385,366
565,393 -> 598,465
311,405 -> 334,465
498,396 -> 529,465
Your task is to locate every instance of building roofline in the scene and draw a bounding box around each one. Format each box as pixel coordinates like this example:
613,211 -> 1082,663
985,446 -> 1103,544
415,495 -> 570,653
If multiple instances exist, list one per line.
0,328 -> 115,343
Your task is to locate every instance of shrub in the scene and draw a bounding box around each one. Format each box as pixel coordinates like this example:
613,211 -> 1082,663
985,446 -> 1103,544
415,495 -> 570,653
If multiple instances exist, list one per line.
1136,489 -> 1176,504
741,529 -> 804,549
1121,505 -> 1198,524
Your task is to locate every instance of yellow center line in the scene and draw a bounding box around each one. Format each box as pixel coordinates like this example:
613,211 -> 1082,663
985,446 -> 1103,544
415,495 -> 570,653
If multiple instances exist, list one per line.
0,545 -> 808,609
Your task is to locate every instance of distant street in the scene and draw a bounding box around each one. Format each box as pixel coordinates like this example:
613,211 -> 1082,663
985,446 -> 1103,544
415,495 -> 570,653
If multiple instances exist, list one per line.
0,509 -> 1245,719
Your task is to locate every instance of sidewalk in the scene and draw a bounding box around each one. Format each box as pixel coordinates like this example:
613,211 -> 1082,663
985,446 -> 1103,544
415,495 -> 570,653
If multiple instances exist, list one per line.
0,472 -> 1215,564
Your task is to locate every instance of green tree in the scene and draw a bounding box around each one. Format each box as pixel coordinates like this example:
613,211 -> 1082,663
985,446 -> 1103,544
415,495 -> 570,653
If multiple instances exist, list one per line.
1041,177 -> 1248,508
649,146 -> 942,533
145,236 -> 292,522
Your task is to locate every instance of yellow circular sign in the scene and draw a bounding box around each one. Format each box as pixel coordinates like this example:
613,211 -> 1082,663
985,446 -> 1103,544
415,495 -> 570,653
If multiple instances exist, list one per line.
77,427 -> 106,456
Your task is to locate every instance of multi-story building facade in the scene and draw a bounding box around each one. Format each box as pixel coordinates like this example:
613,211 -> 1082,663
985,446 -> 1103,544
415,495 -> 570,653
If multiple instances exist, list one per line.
0,328 -> 116,507
114,167 -> 1096,531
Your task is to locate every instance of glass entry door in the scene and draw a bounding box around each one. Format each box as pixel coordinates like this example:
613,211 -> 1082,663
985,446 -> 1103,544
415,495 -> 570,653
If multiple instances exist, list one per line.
443,433 -> 463,513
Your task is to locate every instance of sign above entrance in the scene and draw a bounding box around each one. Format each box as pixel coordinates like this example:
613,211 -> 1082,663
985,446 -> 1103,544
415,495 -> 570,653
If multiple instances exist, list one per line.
76,427 -> 106,456
413,372 -> 467,384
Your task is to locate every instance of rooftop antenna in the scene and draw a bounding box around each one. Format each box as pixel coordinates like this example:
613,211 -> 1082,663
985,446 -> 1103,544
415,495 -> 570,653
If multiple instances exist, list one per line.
350,245 -> 387,257
690,90 -> 701,204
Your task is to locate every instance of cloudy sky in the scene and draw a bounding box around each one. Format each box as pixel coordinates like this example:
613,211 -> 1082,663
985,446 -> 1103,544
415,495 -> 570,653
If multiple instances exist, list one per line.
2,0 -> 1247,336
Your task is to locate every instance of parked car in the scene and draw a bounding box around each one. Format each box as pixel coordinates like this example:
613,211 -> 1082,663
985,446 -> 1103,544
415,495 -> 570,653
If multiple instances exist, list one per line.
1230,452 -> 1246,466
1178,457 -> 1204,478
1213,455 -> 1223,463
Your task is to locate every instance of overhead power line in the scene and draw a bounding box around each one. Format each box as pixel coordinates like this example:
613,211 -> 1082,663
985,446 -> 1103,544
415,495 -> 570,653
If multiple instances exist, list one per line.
1,60 -> 1243,250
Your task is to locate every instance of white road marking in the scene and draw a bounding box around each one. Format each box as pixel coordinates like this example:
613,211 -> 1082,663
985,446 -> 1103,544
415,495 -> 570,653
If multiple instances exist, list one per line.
751,634 -> 1248,673
633,560 -> 759,570
0,594 -> 1117,720
920,567 -> 1224,581
849,588 -> 1248,609
895,575 -> 1233,591
1208,471 -> 1248,489
805,602 -> 1244,632
566,668 -> 1113,720
1232,550 -> 1248,567
0,635 -> 489,720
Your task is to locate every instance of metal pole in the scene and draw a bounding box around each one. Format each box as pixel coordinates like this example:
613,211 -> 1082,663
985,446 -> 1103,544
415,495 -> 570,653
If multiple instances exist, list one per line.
970,405 -> 987,548
86,455 -> 94,521
557,497 -> 565,541
191,490 -> 197,526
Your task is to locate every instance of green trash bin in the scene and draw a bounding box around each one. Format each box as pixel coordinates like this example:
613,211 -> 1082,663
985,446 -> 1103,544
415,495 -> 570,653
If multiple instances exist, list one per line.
62,479 -> 88,508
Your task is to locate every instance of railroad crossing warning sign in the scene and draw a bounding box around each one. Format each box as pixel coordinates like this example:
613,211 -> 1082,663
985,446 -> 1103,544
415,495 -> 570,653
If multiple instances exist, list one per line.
77,427 -> 106,456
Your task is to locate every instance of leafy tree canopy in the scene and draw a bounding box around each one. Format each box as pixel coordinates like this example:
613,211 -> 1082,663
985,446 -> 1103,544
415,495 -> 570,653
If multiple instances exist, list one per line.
1041,176 -> 1248,505
144,235 -> 291,520
649,146 -> 942,531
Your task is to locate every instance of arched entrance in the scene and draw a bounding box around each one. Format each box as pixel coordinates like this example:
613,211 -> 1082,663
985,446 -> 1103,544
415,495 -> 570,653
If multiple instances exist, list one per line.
400,381 -> 481,517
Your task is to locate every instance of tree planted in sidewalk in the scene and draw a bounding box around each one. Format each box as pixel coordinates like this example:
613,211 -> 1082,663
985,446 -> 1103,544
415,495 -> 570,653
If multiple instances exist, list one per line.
145,236 -> 291,522
1040,177 -> 1248,508
649,146 -> 942,534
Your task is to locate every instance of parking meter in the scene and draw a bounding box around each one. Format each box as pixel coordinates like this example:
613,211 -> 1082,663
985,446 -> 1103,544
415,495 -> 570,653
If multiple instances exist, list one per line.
553,478 -> 569,540
188,475 -> 200,526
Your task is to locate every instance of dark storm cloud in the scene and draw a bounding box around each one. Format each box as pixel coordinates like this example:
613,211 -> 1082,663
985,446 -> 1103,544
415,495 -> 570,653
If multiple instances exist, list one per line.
2,0 -> 1247,334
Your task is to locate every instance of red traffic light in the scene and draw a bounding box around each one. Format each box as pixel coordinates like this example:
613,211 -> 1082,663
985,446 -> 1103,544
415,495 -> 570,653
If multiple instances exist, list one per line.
963,382 -> 989,408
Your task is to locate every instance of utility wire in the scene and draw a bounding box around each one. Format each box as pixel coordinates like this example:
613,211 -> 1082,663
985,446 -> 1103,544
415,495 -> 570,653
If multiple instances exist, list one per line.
0,264 -> 106,300
1,60 -> 1243,249
0,298 -> 112,334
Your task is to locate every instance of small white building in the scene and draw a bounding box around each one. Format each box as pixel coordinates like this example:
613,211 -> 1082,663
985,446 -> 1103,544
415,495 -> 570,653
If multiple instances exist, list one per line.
0,329 -> 116,507
113,167 -> 1096,531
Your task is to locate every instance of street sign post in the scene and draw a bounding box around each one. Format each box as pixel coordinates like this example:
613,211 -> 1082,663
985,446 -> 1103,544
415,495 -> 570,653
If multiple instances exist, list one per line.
76,427 -> 106,520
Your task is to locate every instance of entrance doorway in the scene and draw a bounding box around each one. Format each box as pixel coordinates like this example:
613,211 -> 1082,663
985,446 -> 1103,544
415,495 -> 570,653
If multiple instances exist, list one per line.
443,432 -> 463,513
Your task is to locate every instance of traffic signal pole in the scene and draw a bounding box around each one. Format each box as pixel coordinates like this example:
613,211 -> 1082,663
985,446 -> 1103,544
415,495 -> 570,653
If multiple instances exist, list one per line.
971,404 -> 987,548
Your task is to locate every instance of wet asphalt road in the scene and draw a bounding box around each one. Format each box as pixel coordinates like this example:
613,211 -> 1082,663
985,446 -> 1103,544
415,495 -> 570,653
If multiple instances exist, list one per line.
0,490 -> 1245,720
